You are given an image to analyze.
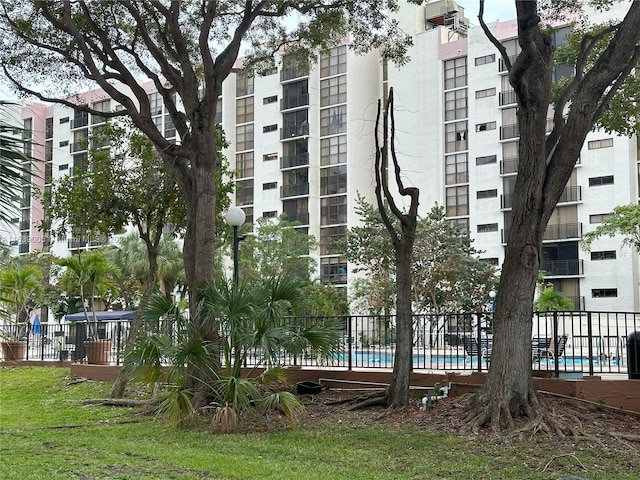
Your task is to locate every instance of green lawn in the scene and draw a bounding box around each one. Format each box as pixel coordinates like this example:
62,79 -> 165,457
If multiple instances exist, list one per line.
0,367 -> 636,480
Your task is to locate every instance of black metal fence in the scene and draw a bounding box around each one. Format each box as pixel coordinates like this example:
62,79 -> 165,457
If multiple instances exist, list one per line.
2,311 -> 638,377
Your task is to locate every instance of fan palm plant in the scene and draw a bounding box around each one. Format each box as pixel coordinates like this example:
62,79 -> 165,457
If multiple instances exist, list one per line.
125,275 -> 341,431
0,265 -> 43,341
56,250 -> 120,339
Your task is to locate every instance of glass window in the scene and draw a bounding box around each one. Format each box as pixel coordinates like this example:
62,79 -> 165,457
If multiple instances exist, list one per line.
474,54 -> 495,66
320,45 -> 347,78
320,226 -> 347,255
45,118 -> 53,139
588,175 -> 614,186
476,155 -> 497,165
445,153 -> 468,185
72,109 -> 88,129
148,92 -> 163,116
445,121 -> 467,153
236,152 -> 254,178
321,195 -> 347,225
320,106 -> 347,136
475,88 -> 496,99
236,179 -> 254,206
236,70 -> 254,97
589,213 -> 612,224
588,138 -> 613,149
321,135 -> 347,166
445,89 -> 467,121
320,75 -> 347,107
477,189 -> 497,199
91,99 -> 110,124
477,223 -> 498,232
320,165 -> 347,195
446,185 -> 468,216
444,57 -> 467,89
236,97 -> 254,124
236,124 -> 254,151
591,251 -> 616,260
476,121 -> 496,132
320,256 -> 347,284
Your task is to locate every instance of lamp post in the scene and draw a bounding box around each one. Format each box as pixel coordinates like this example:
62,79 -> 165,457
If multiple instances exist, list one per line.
225,206 -> 246,287
489,290 -> 497,312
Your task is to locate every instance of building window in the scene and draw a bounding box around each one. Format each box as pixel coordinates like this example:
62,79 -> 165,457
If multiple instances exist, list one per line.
263,182 -> 277,190
320,165 -> 347,196
58,164 -> 69,171
321,135 -> 347,166
445,121 -> 467,153
91,99 -> 110,124
320,106 -> 347,136
480,257 -> 499,266
263,95 -> 277,104
236,152 -> 254,178
476,121 -> 496,132
474,54 -> 495,66
236,70 -> 254,97
263,210 -> 277,218
446,186 -> 468,217
263,124 -> 277,133
164,114 -> 176,139
320,256 -> 347,284
236,124 -> 254,151
320,226 -> 347,255
477,189 -> 497,199
588,175 -> 614,186
444,57 -> 467,89
445,153 -> 468,185
477,223 -> 498,233
236,97 -> 254,124
445,89 -> 467,121
589,213 -> 612,224
148,92 -> 163,116
475,88 -> 496,99
263,153 -> 278,162
476,155 -> 497,165
59,140 -> 69,147
591,250 -> 616,260
72,109 -> 88,129
321,195 -> 347,225
59,117 -> 69,124
320,45 -> 347,78
587,138 -> 613,149
236,179 -> 254,206
45,117 -> 54,139
451,217 -> 469,233
320,75 -> 347,107
592,288 -> 617,298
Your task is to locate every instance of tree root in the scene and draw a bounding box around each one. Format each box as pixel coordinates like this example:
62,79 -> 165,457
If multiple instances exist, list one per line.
609,432 -> 640,442
74,398 -> 154,407
541,453 -> 588,473
346,393 -> 387,411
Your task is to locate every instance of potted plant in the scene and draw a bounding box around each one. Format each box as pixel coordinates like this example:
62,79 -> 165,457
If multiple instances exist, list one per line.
0,265 -> 43,361
57,250 -> 120,364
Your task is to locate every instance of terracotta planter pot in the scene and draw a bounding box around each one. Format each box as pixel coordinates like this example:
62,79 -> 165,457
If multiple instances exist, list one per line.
1,341 -> 27,361
84,339 -> 112,365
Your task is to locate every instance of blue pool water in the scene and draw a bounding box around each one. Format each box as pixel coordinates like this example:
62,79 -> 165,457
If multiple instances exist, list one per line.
333,351 -> 480,366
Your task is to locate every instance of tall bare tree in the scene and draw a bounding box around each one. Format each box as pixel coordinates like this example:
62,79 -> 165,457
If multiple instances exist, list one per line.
463,0 -> 640,432
374,88 -> 419,408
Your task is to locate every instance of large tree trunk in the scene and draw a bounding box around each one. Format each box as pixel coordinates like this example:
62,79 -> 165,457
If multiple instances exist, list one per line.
387,237 -> 414,407
466,0 -> 640,433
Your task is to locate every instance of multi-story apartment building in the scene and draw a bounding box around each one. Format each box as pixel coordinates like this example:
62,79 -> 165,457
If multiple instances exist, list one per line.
3,0 -> 637,313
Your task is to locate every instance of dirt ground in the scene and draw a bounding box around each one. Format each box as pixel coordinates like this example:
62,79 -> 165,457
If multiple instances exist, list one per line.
294,388 -> 640,461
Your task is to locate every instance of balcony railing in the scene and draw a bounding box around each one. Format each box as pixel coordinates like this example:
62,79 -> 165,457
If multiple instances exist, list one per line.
19,220 -> 30,231
280,94 -> 309,111
500,194 -> 513,210
282,212 -> 309,225
557,185 -> 582,204
500,124 -> 519,140
280,66 -> 309,82
498,54 -> 519,72
499,90 -> 517,106
280,124 -> 309,140
502,223 -> 582,243
18,243 -> 29,254
540,259 -> 584,276
543,222 -> 582,241
500,156 -> 519,174
280,152 -> 309,169
280,183 -> 310,198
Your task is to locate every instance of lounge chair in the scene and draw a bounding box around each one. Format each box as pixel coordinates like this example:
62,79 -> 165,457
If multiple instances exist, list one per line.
532,335 -> 567,362
461,335 -> 493,363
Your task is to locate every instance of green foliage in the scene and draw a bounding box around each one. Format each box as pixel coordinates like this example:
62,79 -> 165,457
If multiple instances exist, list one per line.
534,284 -> 574,311
0,264 -> 43,339
552,22 -> 640,137
127,276 -> 340,430
581,204 -> 640,252
344,196 -> 498,314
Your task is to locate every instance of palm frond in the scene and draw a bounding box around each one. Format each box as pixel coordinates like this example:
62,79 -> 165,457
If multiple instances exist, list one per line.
257,391 -> 306,426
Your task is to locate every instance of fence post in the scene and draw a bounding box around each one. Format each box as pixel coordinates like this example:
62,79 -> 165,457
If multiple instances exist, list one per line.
587,311 -> 594,376
476,313 -> 482,372
347,316 -> 353,371
553,311 -> 559,378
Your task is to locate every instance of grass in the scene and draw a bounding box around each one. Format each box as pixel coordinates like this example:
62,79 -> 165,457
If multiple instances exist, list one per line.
0,367 -> 637,479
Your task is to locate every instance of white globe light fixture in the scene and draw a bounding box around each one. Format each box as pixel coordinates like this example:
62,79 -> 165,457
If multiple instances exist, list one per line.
225,207 -> 246,286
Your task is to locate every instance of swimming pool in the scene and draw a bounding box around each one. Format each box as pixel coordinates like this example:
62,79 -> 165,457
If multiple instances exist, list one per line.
331,350 -> 481,368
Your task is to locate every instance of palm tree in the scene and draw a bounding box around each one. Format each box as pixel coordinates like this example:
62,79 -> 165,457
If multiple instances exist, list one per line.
0,101 -> 31,224
125,275 -> 340,431
0,265 -> 43,340
56,250 -> 120,338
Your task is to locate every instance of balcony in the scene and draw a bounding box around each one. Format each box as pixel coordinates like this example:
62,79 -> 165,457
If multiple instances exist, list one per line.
281,183 -> 310,198
281,94 -> 309,111
557,185 -> 582,204
498,54 -> 519,72
500,156 -> 519,174
540,259 -> 584,276
502,223 -> 582,243
500,194 -> 513,210
500,124 -> 519,140
283,212 -> 309,225
280,123 -> 309,140
566,296 -> 586,311
499,90 -> 517,106
543,222 -> 582,241
19,220 -> 30,231
280,152 -> 309,169
18,243 -> 29,254
280,66 -> 308,82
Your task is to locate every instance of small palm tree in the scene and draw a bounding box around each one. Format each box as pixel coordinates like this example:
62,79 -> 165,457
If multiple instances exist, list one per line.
57,250 -> 120,338
0,265 -> 43,340
126,275 -> 340,431
534,283 -> 574,311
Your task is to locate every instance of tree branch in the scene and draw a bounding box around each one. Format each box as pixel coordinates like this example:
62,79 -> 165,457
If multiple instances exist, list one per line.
478,0 -> 512,71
